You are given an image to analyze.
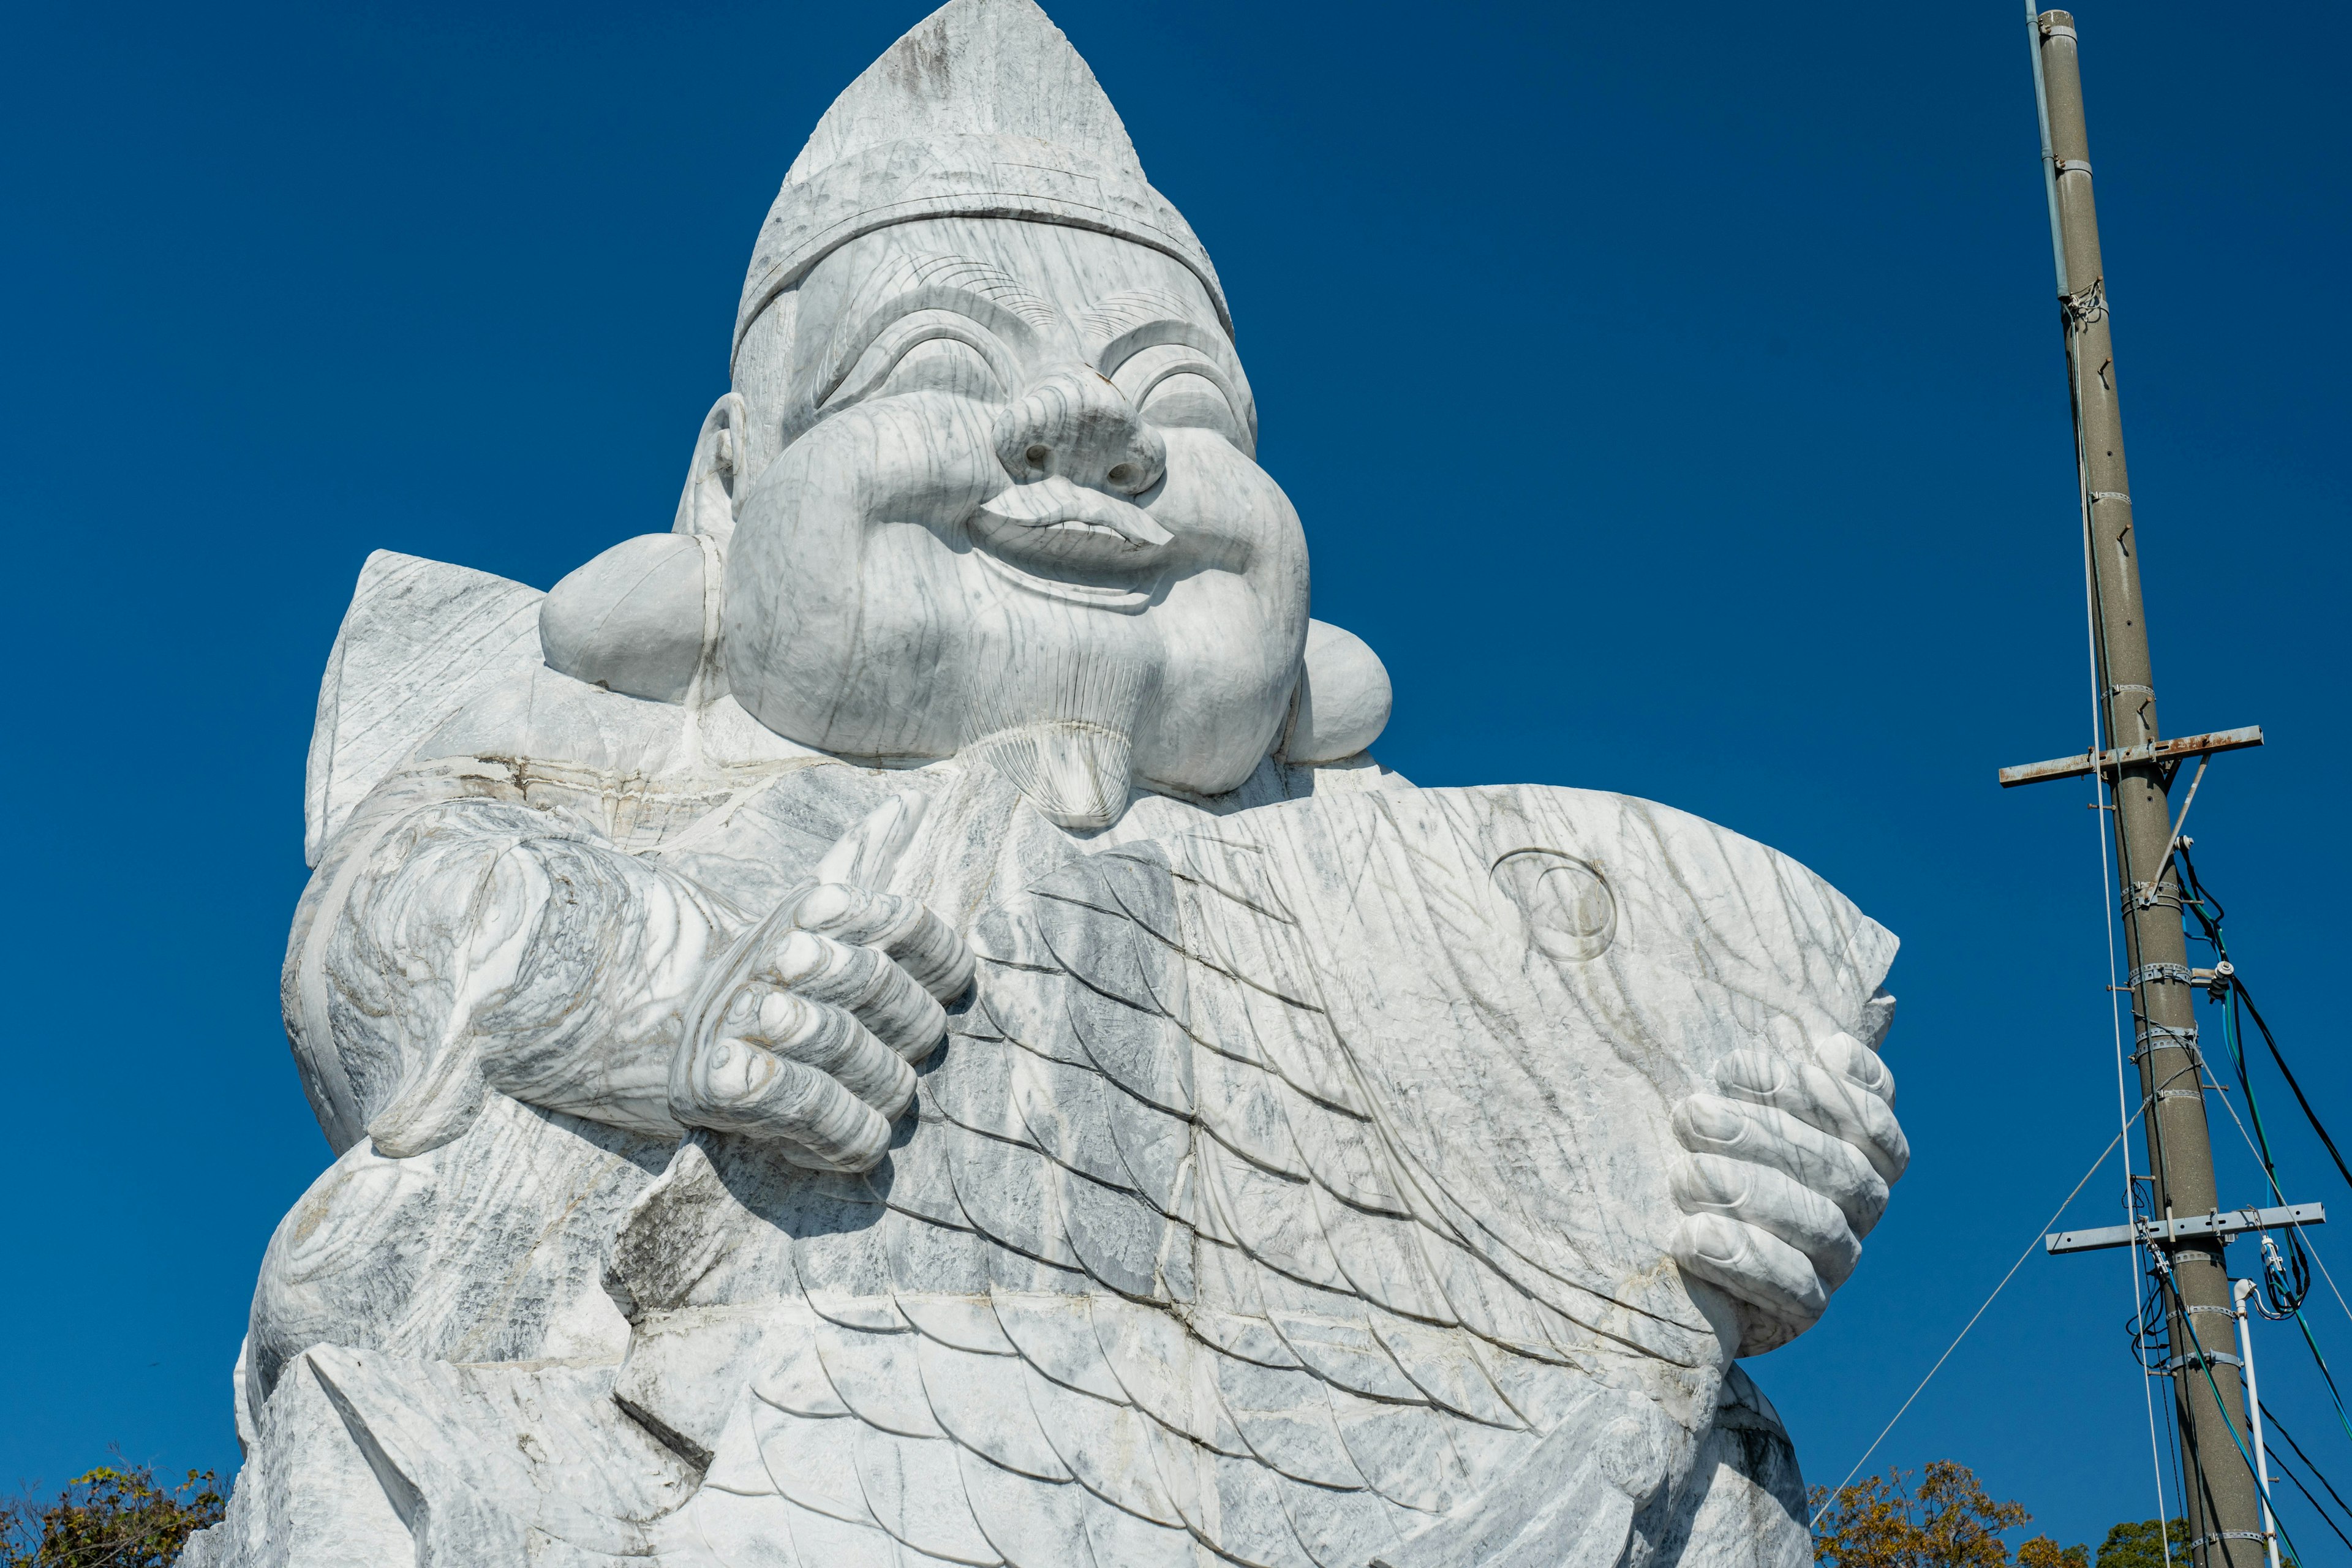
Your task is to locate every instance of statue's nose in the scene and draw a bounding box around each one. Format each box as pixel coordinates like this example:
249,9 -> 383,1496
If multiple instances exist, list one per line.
993,364 -> 1166,496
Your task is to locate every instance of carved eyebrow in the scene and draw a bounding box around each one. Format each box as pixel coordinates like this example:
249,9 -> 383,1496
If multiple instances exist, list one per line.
1080,288 -> 1211,343
1082,288 -> 1239,378
821,254 -> 1058,402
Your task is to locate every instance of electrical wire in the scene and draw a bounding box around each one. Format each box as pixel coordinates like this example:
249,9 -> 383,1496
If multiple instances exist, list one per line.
2197,1058 -> 2352,1484
2258,1440 -> 2352,1555
2208,965 -> 2313,1322
2239,977 -> 2352,1194
2180,845 -> 2352,1197
2173,846 -> 2352,1469
2148,1255 -> 2309,1566
2203,1054 -> 2352,1463
1806,1122 -> 2134,1528
2260,1401 -> 2352,1530
2196,1009 -> 2352,1332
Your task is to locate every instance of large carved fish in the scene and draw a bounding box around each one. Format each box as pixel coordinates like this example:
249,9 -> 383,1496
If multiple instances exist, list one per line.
614,783 -> 1894,1568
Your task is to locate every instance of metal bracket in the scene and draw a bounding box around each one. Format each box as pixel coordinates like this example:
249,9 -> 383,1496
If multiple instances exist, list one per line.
2046,1203 -> 2325,1255
2163,1349 -> 2242,1374
2129,962 -> 2193,987
2130,1020 -> 2201,1065
1996,725 -> 2263,788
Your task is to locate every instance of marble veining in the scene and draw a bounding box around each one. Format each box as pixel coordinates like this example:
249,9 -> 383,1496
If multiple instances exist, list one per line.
186,5 -> 1904,1564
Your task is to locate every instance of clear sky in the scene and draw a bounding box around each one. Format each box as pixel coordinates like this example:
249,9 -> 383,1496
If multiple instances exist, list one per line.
3,0 -> 2346,1553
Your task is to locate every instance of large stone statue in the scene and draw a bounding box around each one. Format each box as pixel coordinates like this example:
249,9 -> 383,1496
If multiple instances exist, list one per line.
186,4 -> 1907,1564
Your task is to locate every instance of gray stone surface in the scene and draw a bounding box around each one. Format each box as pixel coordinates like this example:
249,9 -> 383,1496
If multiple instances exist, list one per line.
191,2 -> 1901,1562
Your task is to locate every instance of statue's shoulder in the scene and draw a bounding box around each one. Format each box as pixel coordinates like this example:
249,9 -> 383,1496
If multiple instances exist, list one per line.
304,552 -> 545,865
303,551 -> 824,867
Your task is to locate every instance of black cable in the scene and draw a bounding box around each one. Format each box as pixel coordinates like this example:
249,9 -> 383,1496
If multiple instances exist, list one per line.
2236,973 -> 2352,1195
2144,848 -> 2352,1534
2176,847 -> 2352,1194
2259,1438 -> 2352,1555
2261,1401 -> 2352,1526
2177,841 -> 2227,932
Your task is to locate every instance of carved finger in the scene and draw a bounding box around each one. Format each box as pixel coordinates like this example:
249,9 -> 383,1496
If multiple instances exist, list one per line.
1716,1049 -> 1910,1185
795,881 -> 974,1004
1671,1212 -> 1826,1333
668,1035 -> 891,1172
1672,1152 -> 1860,1289
751,989 -> 916,1118
1804,1027 -> 1896,1107
763,928 -> 947,1062
1672,1094 -> 1889,1236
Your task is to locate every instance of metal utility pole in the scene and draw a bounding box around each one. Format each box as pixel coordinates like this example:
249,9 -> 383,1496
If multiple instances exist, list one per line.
2001,10 -> 2275,1567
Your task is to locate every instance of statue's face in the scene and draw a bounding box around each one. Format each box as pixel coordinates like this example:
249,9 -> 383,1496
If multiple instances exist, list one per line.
722,217 -> 1309,825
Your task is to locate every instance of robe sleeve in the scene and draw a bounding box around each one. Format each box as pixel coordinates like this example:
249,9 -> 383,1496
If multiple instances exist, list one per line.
281,764 -> 743,1156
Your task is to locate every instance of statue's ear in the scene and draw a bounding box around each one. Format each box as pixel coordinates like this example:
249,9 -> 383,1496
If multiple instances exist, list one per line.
672,392 -> 753,549
539,396 -> 749,705
1283,620 -> 1393,764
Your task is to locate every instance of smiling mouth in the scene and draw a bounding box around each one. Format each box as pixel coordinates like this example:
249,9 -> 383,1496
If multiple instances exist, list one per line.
968,477 -> 1170,606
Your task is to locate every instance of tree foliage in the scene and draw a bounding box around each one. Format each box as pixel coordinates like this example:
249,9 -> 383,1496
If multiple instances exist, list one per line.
2087,1520 -> 2193,1568
0,1462 -> 224,1568
1812,1462 -> 2089,1568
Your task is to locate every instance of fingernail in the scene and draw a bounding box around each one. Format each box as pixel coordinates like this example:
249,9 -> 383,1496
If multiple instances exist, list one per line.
1678,1096 -> 1747,1145
1717,1051 -> 1785,1095
772,930 -> 832,987
797,881 -> 867,930
1688,1214 -> 1748,1267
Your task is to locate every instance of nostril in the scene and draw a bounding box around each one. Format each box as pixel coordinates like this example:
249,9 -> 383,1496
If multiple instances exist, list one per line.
1106,462 -> 1137,489
1024,443 -> 1050,468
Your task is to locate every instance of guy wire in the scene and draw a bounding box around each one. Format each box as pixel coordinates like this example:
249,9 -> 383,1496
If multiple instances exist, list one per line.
1806,1121 -> 2136,1528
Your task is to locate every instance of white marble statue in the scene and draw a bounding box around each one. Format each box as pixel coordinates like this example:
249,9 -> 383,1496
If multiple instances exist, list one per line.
185,4 -> 1907,1564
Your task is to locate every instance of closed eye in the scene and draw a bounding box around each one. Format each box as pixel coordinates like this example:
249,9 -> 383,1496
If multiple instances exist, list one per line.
820,311 -> 1015,413
1114,344 -> 1248,449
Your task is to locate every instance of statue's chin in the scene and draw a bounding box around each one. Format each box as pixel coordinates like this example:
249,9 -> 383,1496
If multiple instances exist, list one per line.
961,720 -> 1134,830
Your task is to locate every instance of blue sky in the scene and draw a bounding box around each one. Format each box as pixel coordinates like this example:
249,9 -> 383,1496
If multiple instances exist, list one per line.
3,0 -> 2346,1551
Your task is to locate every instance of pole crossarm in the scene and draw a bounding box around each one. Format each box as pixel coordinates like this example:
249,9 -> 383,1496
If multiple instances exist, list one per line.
2045,1203 -> 2325,1256
1999,725 -> 2264,788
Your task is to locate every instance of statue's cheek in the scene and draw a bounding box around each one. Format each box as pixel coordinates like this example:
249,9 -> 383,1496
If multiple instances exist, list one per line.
726,397 -> 1008,756
732,395 -> 1001,631
763,393 -> 1007,538
1149,428 -> 1307,580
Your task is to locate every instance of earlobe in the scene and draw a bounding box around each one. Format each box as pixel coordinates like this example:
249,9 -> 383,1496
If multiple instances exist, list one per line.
1283,620 -> 1393,764
540,534 -> 717,705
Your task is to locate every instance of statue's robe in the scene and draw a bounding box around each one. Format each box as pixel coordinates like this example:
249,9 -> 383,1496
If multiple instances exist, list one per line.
192,555 -> 1882,1568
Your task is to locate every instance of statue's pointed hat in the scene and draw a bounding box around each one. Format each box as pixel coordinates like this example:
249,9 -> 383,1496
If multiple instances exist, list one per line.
734,0 -> 1227,360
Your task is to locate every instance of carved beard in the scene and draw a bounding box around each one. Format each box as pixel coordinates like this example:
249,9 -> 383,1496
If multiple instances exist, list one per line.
957,591 -> 1161,831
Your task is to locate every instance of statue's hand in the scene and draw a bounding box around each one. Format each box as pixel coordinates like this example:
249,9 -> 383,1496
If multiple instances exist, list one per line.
669,882 -> 973,1172
1667,1018 -> 1907,1354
